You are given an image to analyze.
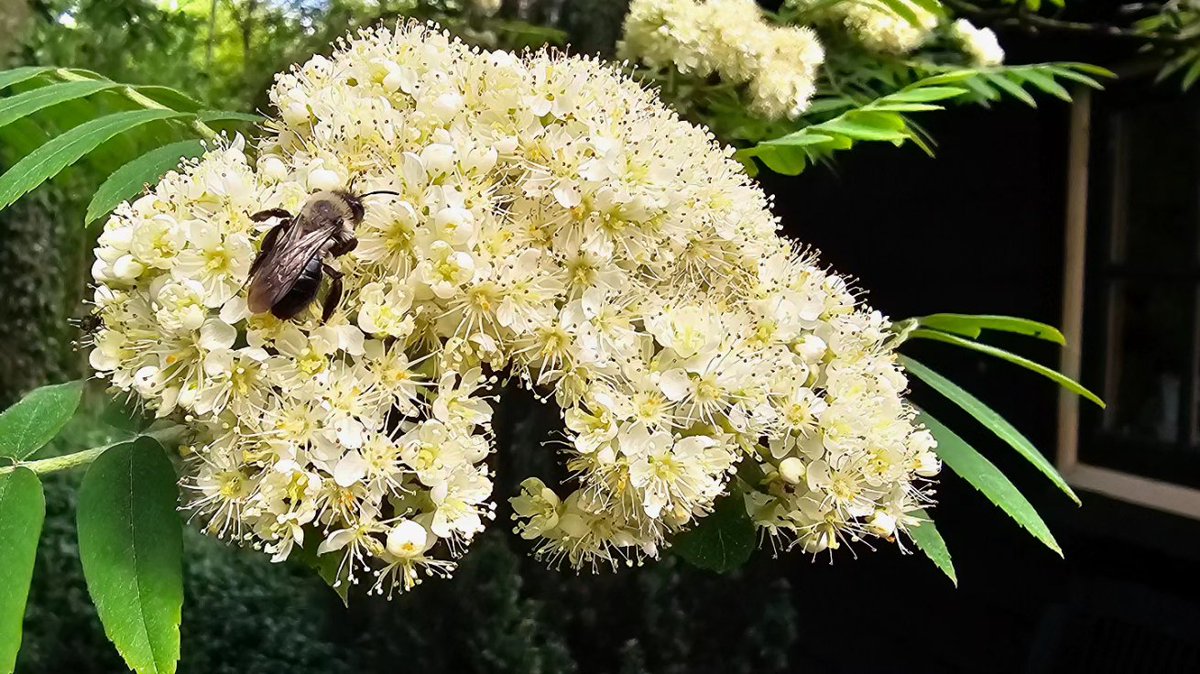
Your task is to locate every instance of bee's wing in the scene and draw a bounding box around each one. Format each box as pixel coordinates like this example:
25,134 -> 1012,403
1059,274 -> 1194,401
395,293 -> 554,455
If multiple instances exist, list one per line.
246,223 -> 338,314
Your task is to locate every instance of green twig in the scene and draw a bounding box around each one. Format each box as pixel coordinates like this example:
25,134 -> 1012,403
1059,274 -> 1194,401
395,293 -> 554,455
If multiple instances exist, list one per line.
0,445 -> 111,476
52,68 -> 220,141
0,425 -> 188,477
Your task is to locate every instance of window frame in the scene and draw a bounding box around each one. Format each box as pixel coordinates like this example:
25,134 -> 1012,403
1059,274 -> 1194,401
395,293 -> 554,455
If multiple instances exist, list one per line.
1058,89 -> 1200,519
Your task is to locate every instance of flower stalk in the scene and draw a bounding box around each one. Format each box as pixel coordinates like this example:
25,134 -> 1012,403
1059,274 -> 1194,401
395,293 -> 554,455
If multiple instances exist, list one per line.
52,68 -> 220,141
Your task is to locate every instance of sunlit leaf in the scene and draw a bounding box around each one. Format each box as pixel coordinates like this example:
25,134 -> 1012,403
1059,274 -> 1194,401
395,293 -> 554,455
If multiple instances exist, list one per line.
0,67 -> 55,92
86,140 -> 206,224
915,313 -> 1066,344
900,356 -> 1080,504
0,469 -> 44,674
0,380 -> 84,461
78,438 -> 182,674
0,109 -> 191,212
907,508 -> 955,586
919,412 -> 1062,556
0,80 -> 119,132
908,328 -> 1103,407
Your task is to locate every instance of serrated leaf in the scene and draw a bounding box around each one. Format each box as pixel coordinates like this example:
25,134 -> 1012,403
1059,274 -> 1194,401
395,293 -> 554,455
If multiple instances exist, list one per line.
0,67 -> 55,92
1184,57 -> 1200,91
985,74 -> 1037,107
915,313 -> 1066,344
132,86 -> 205,112
78,438 -> 182,674
1047,67 -> 1103,90
908,328 -> 1103,407
963,77 -> 999,103
803,97 -> 855,115
907,508 -> 955,586
0,80 -> 119,132
1019,70 -> 1072,102
900,356 -> 1080,505
0,380 -> 83,461
870,102 -> 944,113
86,140 -> 206,224
316,552 -> 351,607
291,530 -> 351,606
886,86 -> 968,103
819,117 -> 909,141
672,491 -> 755,573
0,469 -> 44,674
759,132 -> 835,148
0,109 -> 191,212
919,411 -> 1062,556
744,145 -> 810,175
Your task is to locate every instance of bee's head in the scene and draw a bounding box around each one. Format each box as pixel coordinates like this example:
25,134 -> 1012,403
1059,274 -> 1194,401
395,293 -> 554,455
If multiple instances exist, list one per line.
354,189 -> 401,220
332,190 -> 366,223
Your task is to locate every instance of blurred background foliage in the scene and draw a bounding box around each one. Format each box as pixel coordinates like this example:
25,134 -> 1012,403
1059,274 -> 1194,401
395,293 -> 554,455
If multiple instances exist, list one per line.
0,2 -> 802,672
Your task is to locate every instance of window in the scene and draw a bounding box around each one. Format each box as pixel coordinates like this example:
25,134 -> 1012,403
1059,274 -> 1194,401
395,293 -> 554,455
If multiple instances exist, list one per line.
1059,83 -> 1200,519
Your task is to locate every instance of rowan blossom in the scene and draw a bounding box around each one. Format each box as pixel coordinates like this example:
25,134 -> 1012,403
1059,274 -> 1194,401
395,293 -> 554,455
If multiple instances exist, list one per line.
90,22 -> 936,595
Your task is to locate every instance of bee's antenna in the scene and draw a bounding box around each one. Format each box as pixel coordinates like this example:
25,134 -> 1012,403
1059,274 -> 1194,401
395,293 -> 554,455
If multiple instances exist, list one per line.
360,190 -> 400,198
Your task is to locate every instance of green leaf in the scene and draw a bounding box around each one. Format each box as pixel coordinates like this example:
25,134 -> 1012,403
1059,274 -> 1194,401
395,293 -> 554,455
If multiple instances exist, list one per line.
759,132 -> 835,148
672,490 -> 755,573
86,140 -> 206,224
0,108 -> 191,212
0,80 -> 119,132
1047,66 -> 1103,90
0,67 -> 55,92
78,438 -> 182,674
919,412 -> 1062,555
196,110 -> 264,124
0,469 -> 44,674
756,146 -> 809,175
291,531 -> 351,606
132,86 -> 205,113
885,86 -> 968,103
907,508 -> 955,586
818,117 -> 909,141
874,0 -> 922,26
900,356 -> 1080,504
316,552 -> 351,607
1019,70 -> 1072,102
0,380 -> 84,461
984,73 -> 1037,107
1184,57 -> 1200,91
908,328 -> 1104,407
915,313 -> 1066,344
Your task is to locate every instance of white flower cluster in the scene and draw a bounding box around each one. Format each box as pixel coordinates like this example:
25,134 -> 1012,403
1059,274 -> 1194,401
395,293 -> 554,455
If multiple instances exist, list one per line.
788,0 -> 939,55
951,18 -> 1004,67
90,22 -> 936,594
619,0 -> 825,120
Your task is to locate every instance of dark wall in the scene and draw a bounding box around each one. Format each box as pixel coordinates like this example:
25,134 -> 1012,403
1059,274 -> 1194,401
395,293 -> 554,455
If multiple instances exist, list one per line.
759,96 -> 1200,673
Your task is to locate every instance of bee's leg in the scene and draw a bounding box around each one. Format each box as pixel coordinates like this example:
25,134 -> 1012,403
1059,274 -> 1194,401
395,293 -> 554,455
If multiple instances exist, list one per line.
321,264 -> 344,323
329,229 -> 358,257
250,208 -> 293,222
248,222 -> 287,278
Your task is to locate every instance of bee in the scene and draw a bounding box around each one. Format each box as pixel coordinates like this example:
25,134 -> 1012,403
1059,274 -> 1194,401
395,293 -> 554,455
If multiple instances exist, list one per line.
246,189 -> 397,322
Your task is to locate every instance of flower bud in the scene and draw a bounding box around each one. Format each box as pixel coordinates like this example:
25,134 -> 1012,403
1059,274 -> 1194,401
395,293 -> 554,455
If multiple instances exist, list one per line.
778,457 -> 805,485
387,520 -> 429,558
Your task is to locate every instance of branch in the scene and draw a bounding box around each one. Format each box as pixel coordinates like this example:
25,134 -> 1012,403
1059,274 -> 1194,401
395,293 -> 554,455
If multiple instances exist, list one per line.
53,68 -> 219,141
0,426 -> 187,477
944,0 -> 1200,47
